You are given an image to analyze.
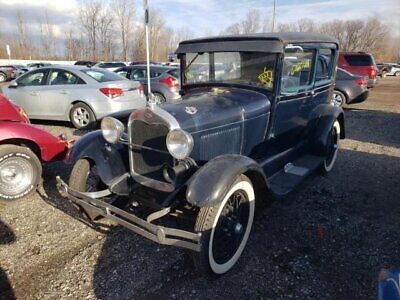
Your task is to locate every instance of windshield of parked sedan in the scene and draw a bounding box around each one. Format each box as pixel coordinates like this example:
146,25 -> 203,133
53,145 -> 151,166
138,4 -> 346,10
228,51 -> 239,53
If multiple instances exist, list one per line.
81,68 -> 124,83
183,52 -> 277,90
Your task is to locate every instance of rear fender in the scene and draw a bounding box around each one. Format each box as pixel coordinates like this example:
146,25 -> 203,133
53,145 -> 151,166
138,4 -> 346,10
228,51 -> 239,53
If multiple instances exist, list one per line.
68,130 -> 130,194
311,105 -> 345,155
186,155 -> 270,207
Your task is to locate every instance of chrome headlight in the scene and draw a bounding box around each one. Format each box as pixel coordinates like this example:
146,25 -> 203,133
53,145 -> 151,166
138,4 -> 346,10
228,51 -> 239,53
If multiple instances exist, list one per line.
101,117 -> 124,144
166,129 -> 194,160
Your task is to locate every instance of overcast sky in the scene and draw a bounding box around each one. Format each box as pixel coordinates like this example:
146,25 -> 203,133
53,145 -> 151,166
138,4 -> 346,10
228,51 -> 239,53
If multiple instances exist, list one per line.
0,0 -> 399,39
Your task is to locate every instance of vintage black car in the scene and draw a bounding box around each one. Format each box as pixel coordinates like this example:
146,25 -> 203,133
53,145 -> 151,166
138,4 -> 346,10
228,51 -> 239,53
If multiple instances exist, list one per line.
57,32 -> 345,275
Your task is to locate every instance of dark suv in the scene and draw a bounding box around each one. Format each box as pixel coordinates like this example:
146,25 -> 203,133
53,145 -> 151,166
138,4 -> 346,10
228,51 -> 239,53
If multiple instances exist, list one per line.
57,33 -> 345,275
338,52 -> 378,88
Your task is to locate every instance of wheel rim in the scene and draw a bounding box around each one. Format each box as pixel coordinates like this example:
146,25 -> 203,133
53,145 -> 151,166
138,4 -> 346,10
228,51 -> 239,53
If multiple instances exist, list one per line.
332,92 -> 344,107
153,94 -> 165,104
0,74 -> 5,82
0,156 -> 34,197
73,107 -> 90,127
324,122 -> 339,169
209,180 -> 255,274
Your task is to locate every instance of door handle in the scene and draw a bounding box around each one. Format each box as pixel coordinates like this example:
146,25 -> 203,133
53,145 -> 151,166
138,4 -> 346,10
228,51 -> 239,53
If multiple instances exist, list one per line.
60,90 -> 68,95
29,91 -> 38,96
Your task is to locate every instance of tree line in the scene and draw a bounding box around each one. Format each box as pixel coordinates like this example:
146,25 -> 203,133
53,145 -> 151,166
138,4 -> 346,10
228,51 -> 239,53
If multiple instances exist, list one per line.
0,3 -> 399,63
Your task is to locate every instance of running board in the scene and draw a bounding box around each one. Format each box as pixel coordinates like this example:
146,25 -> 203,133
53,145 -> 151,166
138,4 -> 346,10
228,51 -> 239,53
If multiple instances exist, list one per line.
268,155 -> 324,197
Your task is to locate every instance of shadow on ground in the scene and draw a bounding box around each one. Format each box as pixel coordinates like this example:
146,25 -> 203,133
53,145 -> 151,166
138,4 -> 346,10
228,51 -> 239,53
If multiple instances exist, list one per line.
0,220 -> 16,300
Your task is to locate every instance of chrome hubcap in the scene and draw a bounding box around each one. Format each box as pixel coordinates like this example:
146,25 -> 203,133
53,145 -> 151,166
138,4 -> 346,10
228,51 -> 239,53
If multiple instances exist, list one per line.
73,108 -> 90,127
0,157 -> 34,196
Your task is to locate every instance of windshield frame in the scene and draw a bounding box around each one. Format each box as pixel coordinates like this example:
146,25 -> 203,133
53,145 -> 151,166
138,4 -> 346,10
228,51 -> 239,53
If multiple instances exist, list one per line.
179,51 -> 279,92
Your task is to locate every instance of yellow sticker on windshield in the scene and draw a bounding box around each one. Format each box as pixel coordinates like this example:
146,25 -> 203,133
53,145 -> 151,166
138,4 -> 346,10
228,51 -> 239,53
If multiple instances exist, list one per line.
289,60 -> 311,76
185,71 -> 194,80
258,67 -> 274,88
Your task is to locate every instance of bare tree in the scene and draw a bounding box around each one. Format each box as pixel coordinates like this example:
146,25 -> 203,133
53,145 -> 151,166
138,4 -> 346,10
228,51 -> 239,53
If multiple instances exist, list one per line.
40,10 -> 57,59
79,0 -> 102,60
97,6 -> 115,61
115,0 -> 136,61
223,9 -> 262,34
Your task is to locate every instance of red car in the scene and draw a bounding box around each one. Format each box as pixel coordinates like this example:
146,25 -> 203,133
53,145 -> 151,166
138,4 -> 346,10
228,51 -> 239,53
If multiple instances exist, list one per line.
338,52 -> 379,88
0,94 -> 69,202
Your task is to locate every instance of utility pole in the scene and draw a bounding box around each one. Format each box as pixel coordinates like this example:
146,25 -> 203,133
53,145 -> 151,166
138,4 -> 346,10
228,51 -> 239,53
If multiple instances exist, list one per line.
271,0 -> 276,32
144,0 -> 154,107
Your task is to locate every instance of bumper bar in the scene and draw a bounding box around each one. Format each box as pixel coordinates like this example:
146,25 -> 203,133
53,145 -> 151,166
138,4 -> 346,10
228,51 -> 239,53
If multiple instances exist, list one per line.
56,176 -> 201,252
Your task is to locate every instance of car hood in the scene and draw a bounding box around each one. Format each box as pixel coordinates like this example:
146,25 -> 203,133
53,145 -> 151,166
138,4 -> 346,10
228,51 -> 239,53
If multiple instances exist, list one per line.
161,87 -> 271,133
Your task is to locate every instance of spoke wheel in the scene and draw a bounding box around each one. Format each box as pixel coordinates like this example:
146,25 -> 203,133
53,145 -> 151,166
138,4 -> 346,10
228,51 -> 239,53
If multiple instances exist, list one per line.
0,73 -> 6,83
153,93 -> 166,104
0,145 -> 41,203
70,103 -> 95,129
322,120 -> 340,173
332,91 -> 345,107
193,175 -> 255,275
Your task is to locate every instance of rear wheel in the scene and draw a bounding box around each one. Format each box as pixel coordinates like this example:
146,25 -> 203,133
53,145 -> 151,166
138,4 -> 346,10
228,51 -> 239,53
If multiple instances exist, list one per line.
153,92 -> 166,104
69,158 -> 106,220
193,175 -> 255,275
395,71 -> 400,77
70,103 -> 96,129
0,72 -> 6,83
331,90 -> 346,107
0,145 -> 41,203
321,121 -> 340,173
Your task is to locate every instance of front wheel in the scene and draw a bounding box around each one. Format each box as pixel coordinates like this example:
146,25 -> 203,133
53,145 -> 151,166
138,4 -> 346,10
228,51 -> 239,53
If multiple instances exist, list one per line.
395,71 -> 400,77
0,145 -> 42,203
193,175 -> 255,275
321,121 -> 340,173
69,158 -> 107,220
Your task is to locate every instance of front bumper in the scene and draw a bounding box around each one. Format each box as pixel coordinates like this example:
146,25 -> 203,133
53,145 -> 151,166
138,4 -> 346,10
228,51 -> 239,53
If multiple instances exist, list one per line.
56,176 -> 201,252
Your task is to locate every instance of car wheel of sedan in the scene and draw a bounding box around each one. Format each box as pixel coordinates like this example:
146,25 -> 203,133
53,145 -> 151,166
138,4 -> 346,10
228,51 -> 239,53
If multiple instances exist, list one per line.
0,73 -> 6,83
0,145 -> 41,203
153,92 -> 166,104
193,175 -> 255,275
69,158 -> 108,220
395,72 -> 400,77
70,103 -> 96,129
321,121 -> 340,173
331,90 -> 346,107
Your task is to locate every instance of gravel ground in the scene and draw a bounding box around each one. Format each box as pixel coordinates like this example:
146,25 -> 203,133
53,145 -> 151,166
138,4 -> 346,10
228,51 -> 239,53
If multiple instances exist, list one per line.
1,77 -> 400,299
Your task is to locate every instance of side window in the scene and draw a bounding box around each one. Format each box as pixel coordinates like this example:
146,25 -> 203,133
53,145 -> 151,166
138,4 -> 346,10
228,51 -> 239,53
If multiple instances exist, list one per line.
316,48 -> 334,82
48,69 -> 79,85
131,69 -> 147,80
17,70 -> 46,86
281,47 -> 314,93
115,68 -> 129,78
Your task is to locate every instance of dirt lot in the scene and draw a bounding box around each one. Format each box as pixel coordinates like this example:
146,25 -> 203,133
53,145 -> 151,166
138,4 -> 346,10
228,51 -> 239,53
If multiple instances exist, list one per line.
0,77 -> 399,299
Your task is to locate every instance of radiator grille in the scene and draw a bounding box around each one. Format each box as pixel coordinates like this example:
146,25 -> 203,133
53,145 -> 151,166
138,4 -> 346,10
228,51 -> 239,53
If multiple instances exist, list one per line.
199,126 -> 241,160
130,120 -> 172,181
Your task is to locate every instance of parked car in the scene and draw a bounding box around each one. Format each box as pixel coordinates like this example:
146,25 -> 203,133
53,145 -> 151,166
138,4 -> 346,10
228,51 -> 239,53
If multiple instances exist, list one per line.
26,62 -> 52,71
0,66 -> 17,83
93,62 -> 126,72
376,63 -> 393,78
0,94 -> 69,202
56,32 -> 345,275
74,60 -> 97,67
130,60 -> 159,66
338,52 -> 378,88
332,68 -> 369,107
2,66 -> 146,129
114,65 -> 180,103
386,64 -> 400,76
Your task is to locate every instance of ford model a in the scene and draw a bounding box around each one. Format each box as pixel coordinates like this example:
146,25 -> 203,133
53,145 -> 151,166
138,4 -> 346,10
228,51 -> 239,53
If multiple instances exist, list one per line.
57,33 -> 345,275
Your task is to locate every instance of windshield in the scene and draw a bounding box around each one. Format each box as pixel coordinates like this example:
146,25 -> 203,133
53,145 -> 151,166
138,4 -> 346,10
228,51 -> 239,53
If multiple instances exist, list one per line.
183,52 -> 277,90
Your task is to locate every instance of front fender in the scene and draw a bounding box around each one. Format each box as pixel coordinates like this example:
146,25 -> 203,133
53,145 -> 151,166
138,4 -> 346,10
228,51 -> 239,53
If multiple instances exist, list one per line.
68,130 -> 129,189
311,105 -> 345,155
186,155 -> 268,207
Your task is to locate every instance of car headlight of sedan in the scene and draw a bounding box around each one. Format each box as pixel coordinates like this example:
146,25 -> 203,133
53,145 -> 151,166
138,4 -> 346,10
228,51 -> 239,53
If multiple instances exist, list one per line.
166,129 -> 194,160
101,117 -> 124,144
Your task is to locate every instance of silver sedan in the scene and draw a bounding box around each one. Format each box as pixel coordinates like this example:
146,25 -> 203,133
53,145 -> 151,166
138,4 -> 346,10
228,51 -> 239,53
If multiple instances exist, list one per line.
2,66 -> 146,129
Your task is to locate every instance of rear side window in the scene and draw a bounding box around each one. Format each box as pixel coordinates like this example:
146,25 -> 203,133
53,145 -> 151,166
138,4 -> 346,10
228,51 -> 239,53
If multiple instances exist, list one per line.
344,55 -> 373,66
282,47 -> 314,93
81,69 -> 124,83
168,69 -> 180,78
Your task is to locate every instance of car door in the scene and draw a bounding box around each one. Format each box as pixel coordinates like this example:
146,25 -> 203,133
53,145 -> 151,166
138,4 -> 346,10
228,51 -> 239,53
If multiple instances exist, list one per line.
9,69 -> 48,118
271,46 -> 316,150
38,68 -> 82,119
115,67 -> 131,79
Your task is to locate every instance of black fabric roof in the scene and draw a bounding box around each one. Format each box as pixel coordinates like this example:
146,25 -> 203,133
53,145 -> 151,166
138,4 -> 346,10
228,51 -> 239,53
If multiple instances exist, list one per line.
176,32 -> 338,54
